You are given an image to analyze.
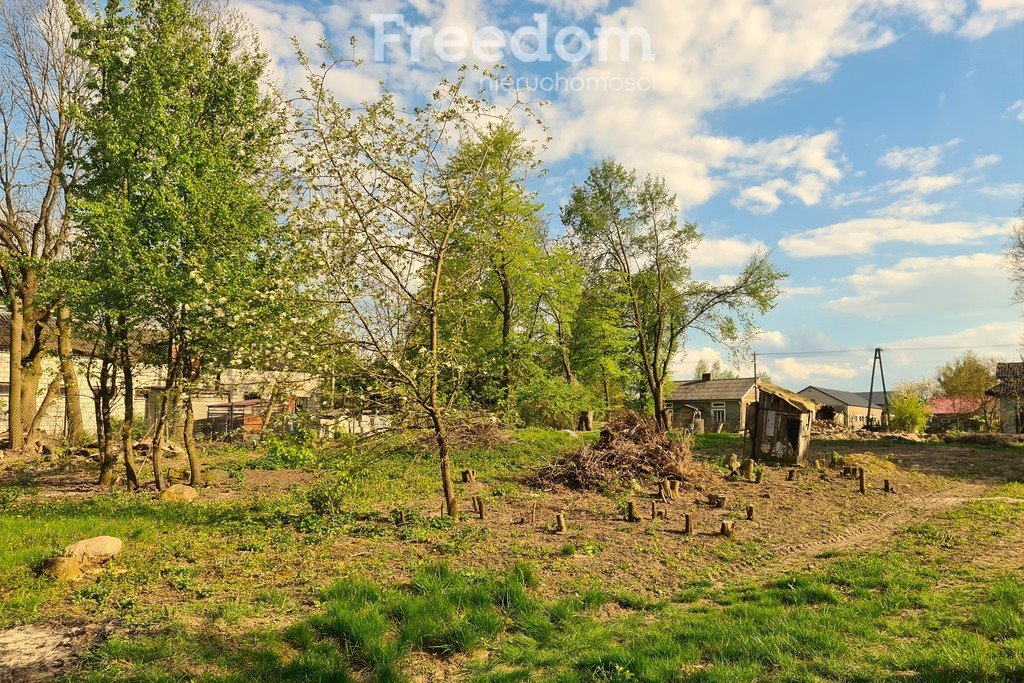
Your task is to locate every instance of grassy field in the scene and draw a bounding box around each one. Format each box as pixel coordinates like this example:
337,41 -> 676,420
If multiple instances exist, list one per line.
1,429 -> 1023,681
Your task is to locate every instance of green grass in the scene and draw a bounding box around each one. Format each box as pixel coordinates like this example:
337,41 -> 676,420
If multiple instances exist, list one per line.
691,432 -> 744,453
66,497 -> 1024,682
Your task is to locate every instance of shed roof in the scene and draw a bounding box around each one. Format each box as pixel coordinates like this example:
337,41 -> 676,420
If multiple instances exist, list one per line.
927,396 -> 991,416
667,377 -> 756,402
757,380 -> 818,413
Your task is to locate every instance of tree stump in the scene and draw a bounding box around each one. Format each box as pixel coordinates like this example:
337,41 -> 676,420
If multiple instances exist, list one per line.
670,480 -> 681,497
716,495 -> 727,509
786,469 -> 795,481
727,453 -> 740,473
626,501 -> 639,522
462,469 -> 476,483
859,469 -> 866,495
746,504 -> 754,521
531,502 -> 537,524
755,470 -> 763,484
555,513 -> 567,534
720,521 -> 735,538
842,466 -> 851,478
884,479 -> 891,493
684,513 -> 692,536
399,510 -> 406,526
650,501 -> 657,520
478,498 -> 486,521
740,459 -> 755,480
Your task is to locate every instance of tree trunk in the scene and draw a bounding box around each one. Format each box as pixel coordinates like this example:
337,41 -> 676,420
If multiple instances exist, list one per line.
119,329 -> 140,490
26,374 -> 60,449
57,307 -> 87,445
8,296 -> 24,450
431,413 -> 457,517
653,380 -> 668,432
97,356 -> 118,485
150,389 -> 170,491
183,394 -> 203,486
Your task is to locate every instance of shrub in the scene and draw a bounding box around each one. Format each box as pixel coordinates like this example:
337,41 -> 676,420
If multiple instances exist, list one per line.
887,391 -> 931,433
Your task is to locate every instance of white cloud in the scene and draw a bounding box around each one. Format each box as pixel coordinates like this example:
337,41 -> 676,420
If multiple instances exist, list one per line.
782,285 -> 825,297
690,237 -> 766,268
826,252 -> 1013,317
779,217 -> 1006,257
868,197 -> 947,218
973,153 -> 1001,169
878,139 -> 959,174
885,320 -> 1024,367
958,0 -> 1024,38
979,183 -> 1024,199
889,174 -> 961,195
754,329 -> 787,348
767,357 -> 860,383
1008,100 -> 1024,122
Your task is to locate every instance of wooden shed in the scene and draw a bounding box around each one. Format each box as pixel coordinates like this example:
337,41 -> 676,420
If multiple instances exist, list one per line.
744,381 -> 817,465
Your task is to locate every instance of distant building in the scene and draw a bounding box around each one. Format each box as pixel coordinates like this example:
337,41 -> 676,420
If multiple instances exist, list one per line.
926,396 -> 997,432
664,374 -> 757,432
798,386 -> 886,427
986,362 -> 1024,434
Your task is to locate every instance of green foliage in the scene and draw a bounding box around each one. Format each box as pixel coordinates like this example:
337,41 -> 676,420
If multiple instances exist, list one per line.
888,388 -> 933,433
936,350 -> 997,398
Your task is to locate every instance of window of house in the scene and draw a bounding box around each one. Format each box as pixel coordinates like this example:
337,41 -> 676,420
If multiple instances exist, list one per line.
711,402 -> 726,424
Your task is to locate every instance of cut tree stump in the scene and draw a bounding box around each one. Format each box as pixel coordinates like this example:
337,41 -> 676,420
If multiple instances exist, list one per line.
555,513 -> 567,534
786,469 -> 795,481
650,501 -> 657,520
720,521 -> 735,538
746,504 -> 754,521
531,502 -> 537,524
684,514 -> 692,535
884,479 -> 891,493
859,469 -> 866,495
626,501 -> 639,522
478,498 -> 486,521
461,469 -> 476,484
755,470 -> 763,484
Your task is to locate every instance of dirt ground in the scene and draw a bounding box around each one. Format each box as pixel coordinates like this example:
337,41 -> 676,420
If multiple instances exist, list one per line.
2,436 -> 1023,681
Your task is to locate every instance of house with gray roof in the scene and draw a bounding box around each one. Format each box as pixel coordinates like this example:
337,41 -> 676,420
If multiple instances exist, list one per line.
798,386 -> 886,427
665,374 -> 757,432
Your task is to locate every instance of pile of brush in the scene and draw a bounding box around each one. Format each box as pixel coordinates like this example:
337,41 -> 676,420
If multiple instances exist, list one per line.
536,411 -> 707,489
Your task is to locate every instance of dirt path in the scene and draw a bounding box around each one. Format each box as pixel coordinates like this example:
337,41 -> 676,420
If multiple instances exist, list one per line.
719,481 -> 998,580
0,622 -> 108,683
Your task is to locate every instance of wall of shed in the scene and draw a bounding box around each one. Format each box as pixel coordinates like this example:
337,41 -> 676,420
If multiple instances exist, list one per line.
744,395 -> 812,465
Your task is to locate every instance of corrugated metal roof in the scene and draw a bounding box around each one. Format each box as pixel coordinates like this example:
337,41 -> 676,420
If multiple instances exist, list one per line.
667,377 -> 756,402
799,386 -> 886,409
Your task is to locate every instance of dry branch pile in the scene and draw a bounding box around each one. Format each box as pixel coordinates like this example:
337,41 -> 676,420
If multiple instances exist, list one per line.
446,420 -> 512,447
535,411 -> 708,489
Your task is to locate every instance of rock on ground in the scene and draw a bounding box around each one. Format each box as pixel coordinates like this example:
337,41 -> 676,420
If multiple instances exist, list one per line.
63,536 -> 122,566
159,484 -> 198,502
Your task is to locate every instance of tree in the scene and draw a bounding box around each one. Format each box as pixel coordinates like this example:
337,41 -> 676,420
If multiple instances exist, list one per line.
0,0 -> 88,450
935,351 -> 997,430
69,0 -> 287,487
562,159 -> 785,431
443,123 -> 548,420
295,57 -> 540,516
887,381 -> 932,433
693,359 -> 738,380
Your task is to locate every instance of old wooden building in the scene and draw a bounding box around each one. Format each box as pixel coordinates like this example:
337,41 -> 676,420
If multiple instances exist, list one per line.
745,381 -> 817,465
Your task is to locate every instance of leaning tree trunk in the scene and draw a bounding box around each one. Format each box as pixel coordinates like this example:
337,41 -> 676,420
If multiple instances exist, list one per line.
182,394 -> 203,486
430,412 -> 457,517
57,307 -> 87,445
26,375 -> 60,450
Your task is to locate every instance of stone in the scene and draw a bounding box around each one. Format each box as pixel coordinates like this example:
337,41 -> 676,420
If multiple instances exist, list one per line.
42,556 -> 83,581
159,484 -> 199,502
167,468 -> 189,481
64,536 -> 122,566
203,469 -> 231,486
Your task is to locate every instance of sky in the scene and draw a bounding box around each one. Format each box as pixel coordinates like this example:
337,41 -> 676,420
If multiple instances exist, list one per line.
233,0 -> 1024,392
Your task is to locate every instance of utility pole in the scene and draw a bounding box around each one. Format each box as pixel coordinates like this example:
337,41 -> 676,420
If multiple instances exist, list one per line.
866,348 -> 889,428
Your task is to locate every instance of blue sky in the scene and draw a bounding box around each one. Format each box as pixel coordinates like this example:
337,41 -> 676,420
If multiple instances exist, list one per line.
236,0 -> 1024,391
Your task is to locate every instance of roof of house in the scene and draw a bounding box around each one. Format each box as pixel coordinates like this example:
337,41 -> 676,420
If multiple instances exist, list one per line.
854,390 -> 891,404
799,386 -> 886,409
667,377 -> 756,402
927,396 -> 991,415
0,311 -> 94,355
757,380 -> 818,412
988,362 -> 1024,396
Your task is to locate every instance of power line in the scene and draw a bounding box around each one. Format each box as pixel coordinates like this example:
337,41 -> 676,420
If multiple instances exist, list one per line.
752,343 -> 1021,357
